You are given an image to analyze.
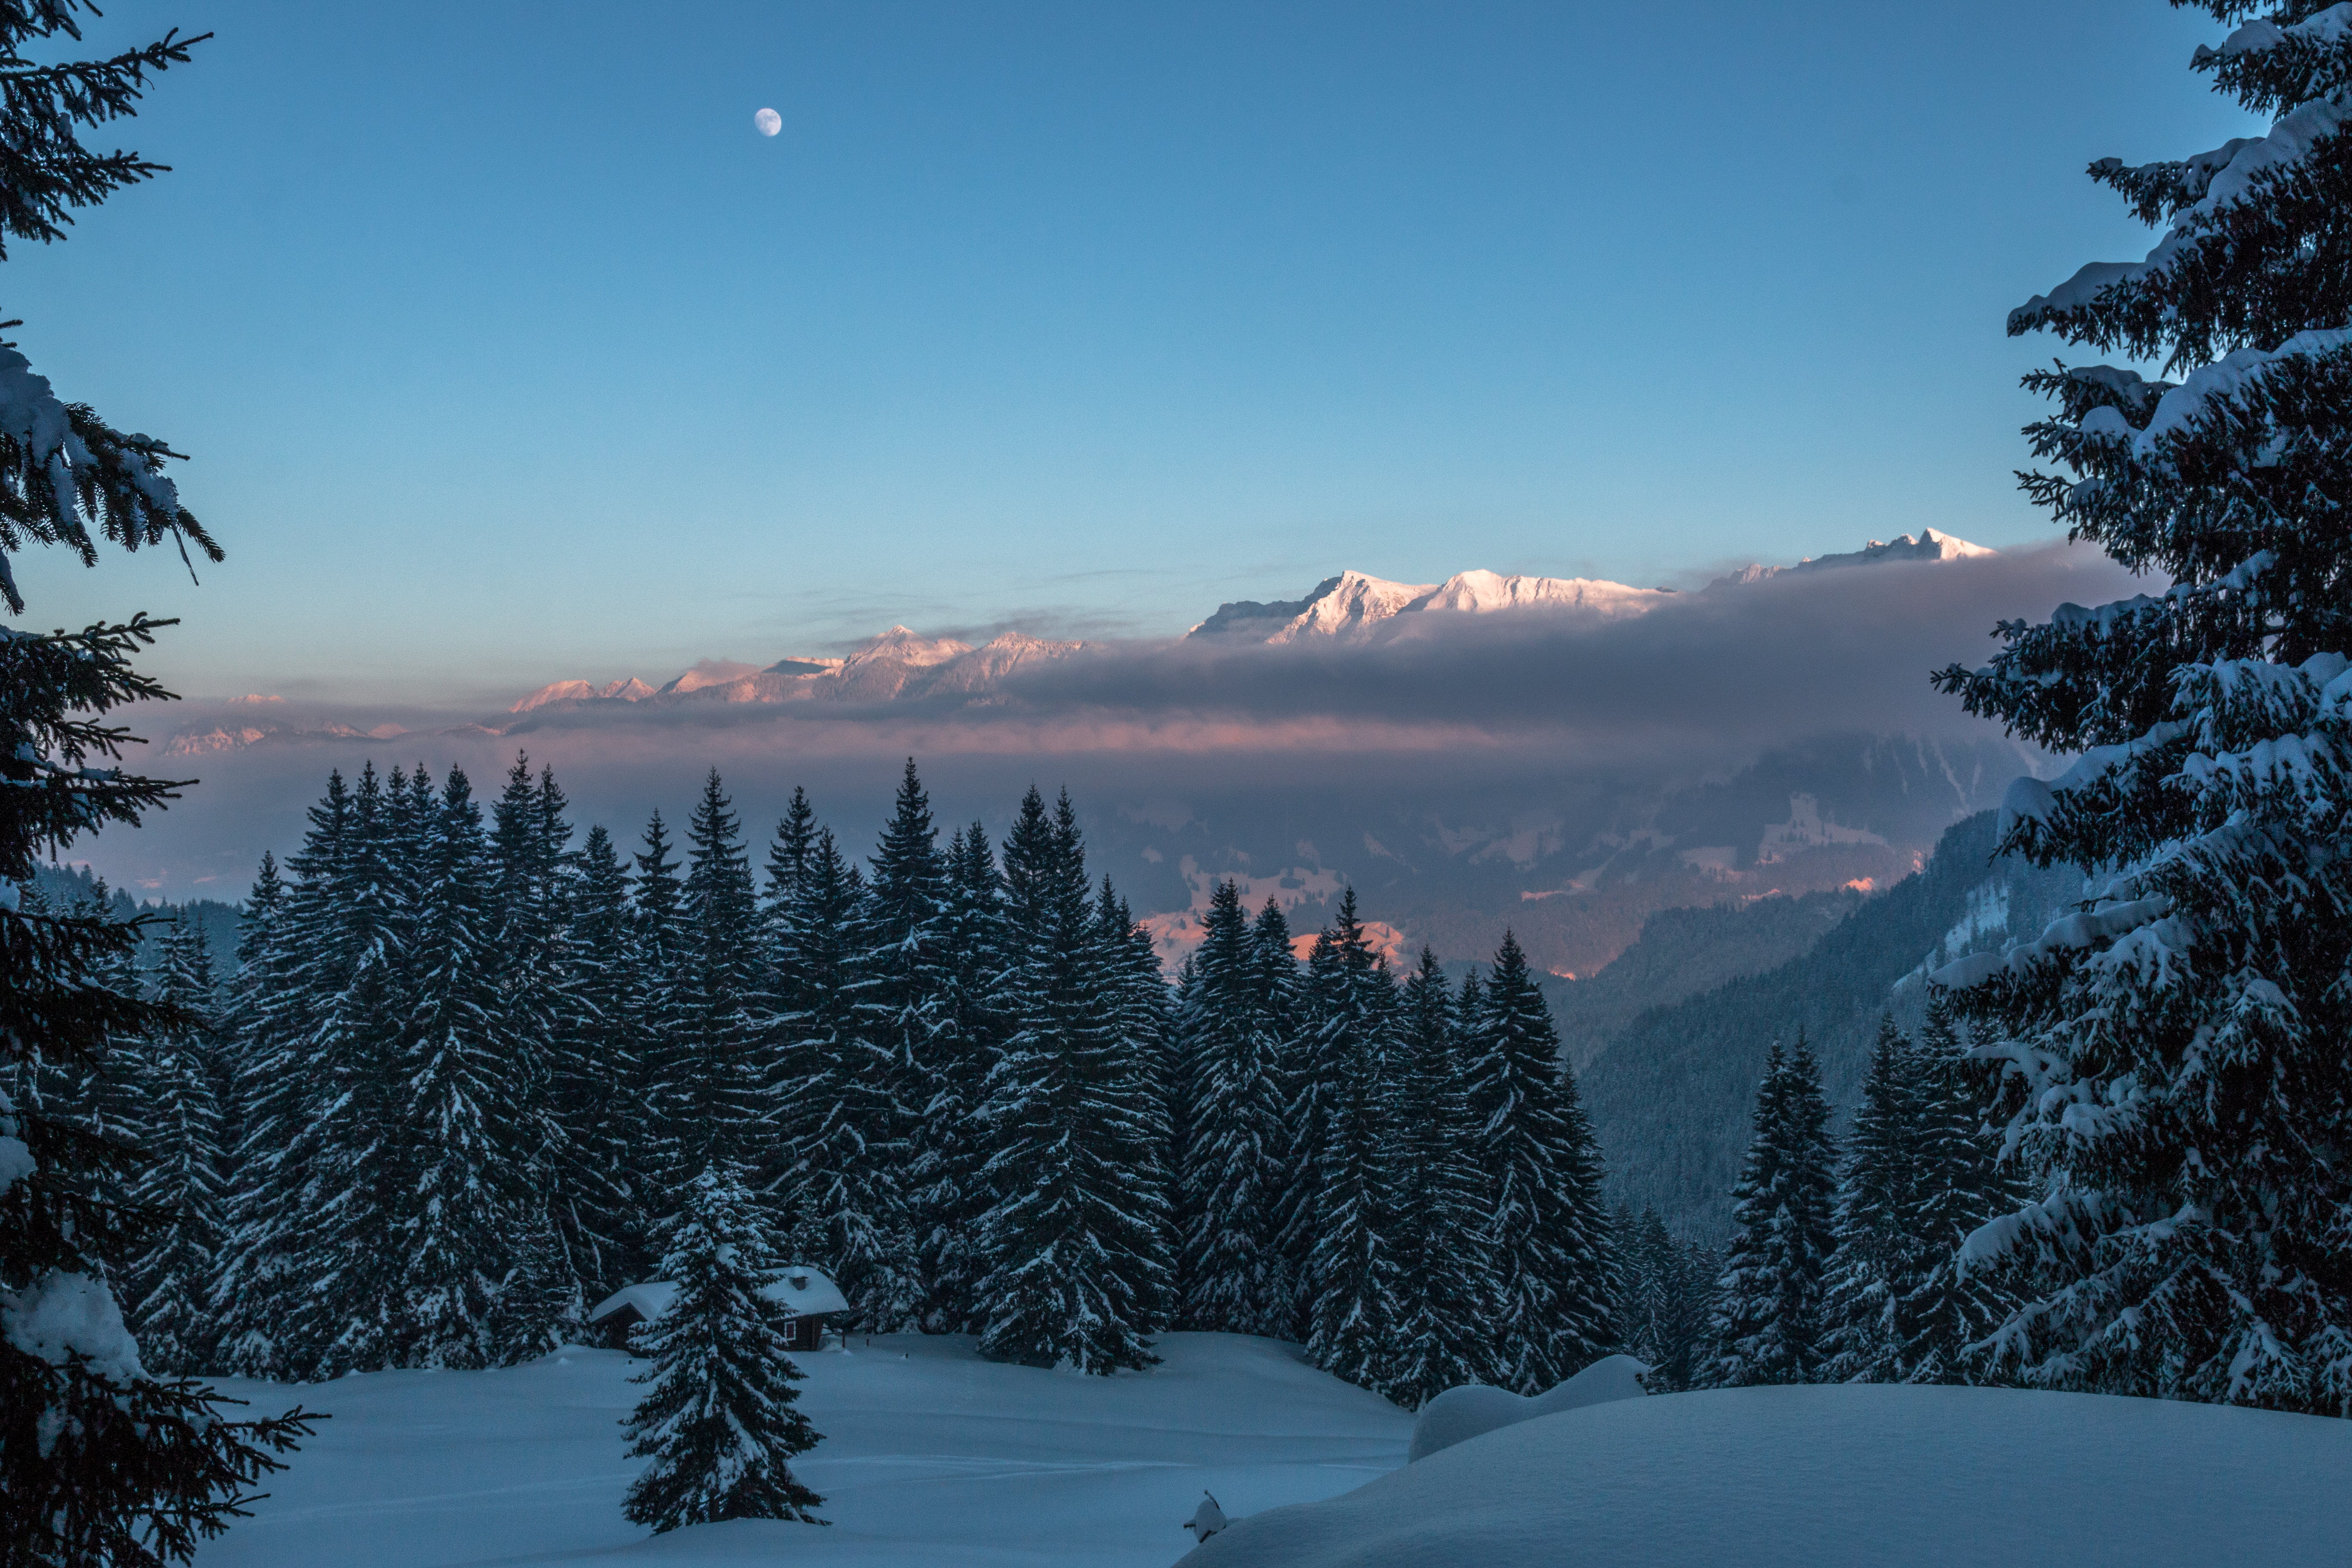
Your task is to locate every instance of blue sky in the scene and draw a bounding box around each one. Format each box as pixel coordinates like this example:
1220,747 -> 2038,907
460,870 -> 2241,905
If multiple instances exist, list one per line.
6,0 -> 2251,706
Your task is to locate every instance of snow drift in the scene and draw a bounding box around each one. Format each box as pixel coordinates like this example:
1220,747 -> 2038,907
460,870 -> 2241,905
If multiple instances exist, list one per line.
1185,1384 -> 2352,1567
1404,1354 -> 1648,1461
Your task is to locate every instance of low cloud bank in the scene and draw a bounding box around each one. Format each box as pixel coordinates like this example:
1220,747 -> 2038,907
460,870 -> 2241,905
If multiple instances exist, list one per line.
86,542 -> 2144,902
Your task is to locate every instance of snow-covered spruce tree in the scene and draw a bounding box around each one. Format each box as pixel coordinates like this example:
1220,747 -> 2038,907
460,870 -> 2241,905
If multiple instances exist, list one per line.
1465,931 -> 1613,1393
675,772 -> 766,1175
227,763 -> 415,1381
972,789 -> 1169,1371
1699,1034 -> 1837,1387
1617,1207 -> 1715,1391
907,821 -> 1008,1333
1302,891 -> 1404,1396
204,850 -> 284,1369
761,784 -> 818,916
1389,946 -> 1498,1405
1894,994 -> 2024,1385
302,763 -> 419,1374
1820,1018 -> 1927,1383
490,762 -> 573,1262
484,757 -> 575,1354
841,762 -> 948,1330
1273,918 -> 1344,1345
1097,876 -> 1176,1335
0,13 -> 314,1554
1929,0 -> 2352,1414
630,809 -> 690,1195
622,1161 -> 825,1532
1176,880 -> 1289,1335
397,767 -> 524,1369
750,788 -> 815,1209
120,913 -> 229,1376
1247,895 -> 1305,1335
210,784 -> 350,1380
1663,1234 -> 1721,1391
556,823 -> 650,1293
774,827 -> 912,1323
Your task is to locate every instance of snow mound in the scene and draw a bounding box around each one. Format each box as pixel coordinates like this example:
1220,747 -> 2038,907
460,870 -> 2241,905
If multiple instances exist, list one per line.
1185,1384 -> 2352,1568
1406,1354 -> 1649,1461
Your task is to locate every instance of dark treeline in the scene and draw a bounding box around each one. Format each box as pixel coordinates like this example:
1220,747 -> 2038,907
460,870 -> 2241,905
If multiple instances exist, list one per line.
33,754 -> 1631,1406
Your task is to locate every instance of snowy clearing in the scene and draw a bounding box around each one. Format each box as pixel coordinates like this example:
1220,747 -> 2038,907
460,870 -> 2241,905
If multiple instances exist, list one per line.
194,1331 -> 1410,1568
1184,1382 -> 2352,1568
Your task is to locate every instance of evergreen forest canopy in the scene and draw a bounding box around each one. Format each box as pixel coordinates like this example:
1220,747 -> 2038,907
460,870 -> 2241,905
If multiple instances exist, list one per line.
41,754 -> 1623,1410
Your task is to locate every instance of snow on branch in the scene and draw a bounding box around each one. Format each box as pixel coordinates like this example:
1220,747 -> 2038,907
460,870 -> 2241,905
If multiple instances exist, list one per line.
2013,102 -> 2352,337
0,343 -> 216,615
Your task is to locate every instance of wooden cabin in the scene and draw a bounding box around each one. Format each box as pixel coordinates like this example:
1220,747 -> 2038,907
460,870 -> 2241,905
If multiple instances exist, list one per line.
586,1265 -> 848,1353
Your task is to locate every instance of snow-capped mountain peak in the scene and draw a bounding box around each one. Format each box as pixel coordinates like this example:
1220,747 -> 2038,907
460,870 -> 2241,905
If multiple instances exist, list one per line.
658,660 -> 762,697
1415,569 -> 1670,620
510,676 -> 657,714
1714,528 -> 1994,587
839,625 -> 972,671
1191,567 -> 1672,645
1270,570 -> 1439,643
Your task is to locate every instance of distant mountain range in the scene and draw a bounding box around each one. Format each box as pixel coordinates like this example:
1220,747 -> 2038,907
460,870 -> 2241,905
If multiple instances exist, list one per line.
508,628 -> 1086,715
496,528 -> 1993,718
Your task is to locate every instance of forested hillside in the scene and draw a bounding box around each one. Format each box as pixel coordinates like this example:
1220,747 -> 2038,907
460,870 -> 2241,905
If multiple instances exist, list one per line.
33,862 -> 240,973
1545,890 -> 1862,1069
1583,812 -> 2082,1236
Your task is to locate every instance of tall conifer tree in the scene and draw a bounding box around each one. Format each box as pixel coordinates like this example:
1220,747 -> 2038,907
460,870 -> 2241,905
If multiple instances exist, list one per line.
1821,1018 -> 1927,1383
557,823 -> 648,1292
1302,891 -> 1403,1395
907,823 -> 1007,1332
631,811 -> 689,1194
1388,946 -> 1498,1404
1896,995 -> 2021,1384
278,763 -> 412,1377
1619,1207 -> 1713,1392
622,1163 -> 825,1532
1700,1033 -> 1837,1387
1932,0 -> 2352,1413
775,827 -> 910,1322
0,12 -> 312,1549
676,772 -> 764,1173
972,790 -> 1168,1371
1247,897 -> 1304,1333
212,780 -> 352,1380
1176,881 -> 1287,1335
120,913 -> 227,1377
398,768 -> 521,1368
1465,931 -> 1613,1392
487,756 -> 573,1341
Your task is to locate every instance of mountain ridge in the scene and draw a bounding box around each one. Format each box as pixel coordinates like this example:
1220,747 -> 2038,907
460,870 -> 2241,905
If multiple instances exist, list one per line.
500,530 -> 1991,718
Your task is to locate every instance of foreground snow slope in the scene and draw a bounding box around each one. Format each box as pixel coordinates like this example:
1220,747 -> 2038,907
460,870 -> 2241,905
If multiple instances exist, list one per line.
1185,1383 -> 2352,1568
196,1332 -> 1409,1568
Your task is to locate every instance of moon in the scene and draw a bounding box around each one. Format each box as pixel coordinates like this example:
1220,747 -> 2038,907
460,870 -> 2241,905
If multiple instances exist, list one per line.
754,107 -> 781,137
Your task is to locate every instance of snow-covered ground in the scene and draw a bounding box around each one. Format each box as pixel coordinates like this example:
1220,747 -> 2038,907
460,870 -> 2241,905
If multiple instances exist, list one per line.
192,1334 -> 2352,1567
1185,1382 -> 2352,1568
194,1331 -> 1411,1568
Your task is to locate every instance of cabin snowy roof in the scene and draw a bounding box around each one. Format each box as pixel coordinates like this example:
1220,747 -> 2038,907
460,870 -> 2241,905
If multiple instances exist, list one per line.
587,1265 -> 848,1327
